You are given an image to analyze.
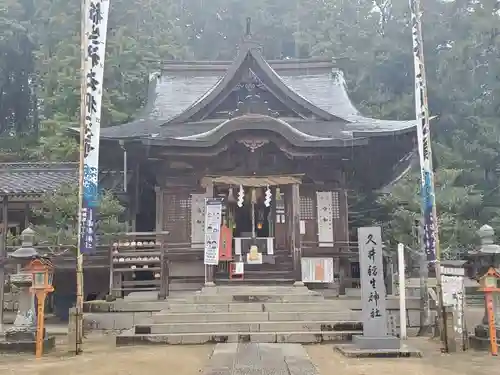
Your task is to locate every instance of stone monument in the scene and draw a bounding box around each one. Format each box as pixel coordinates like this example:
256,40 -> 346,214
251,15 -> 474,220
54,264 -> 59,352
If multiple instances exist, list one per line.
0,228 -> 55,353
470,224 -> 500,350
335,227 -> 421,358
352,226 -> 400,350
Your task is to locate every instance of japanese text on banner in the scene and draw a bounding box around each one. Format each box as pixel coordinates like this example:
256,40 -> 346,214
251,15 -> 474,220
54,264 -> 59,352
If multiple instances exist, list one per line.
409,0 -> 438,261
80,0 -> 110,254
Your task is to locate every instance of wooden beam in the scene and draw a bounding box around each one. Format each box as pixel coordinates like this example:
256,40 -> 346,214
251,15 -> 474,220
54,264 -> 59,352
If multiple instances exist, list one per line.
290,184 -> 303,285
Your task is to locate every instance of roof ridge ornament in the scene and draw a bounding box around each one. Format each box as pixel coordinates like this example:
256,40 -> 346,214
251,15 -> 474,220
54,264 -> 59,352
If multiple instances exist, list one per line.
245,17 -> 252,39
240,17 -> 262,53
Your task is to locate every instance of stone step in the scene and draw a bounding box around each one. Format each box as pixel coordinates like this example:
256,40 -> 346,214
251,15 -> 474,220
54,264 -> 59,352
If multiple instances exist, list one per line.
148,311 -> 360,324
135,320 -> 363,334
215,278 -> 296,285
161,301 -> 356,313
198,285 -> 314,294
185,293 -> 324,304
116,331 -> 361,346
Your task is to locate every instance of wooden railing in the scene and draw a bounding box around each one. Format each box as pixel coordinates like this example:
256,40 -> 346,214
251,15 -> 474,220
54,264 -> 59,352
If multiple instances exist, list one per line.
109,232 -> 168,297
109,235 -> 206,299
5,245 -> 110,269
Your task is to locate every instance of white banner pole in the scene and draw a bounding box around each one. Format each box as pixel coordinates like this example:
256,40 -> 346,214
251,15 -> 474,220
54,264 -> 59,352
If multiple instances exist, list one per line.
398,243 -> 407,340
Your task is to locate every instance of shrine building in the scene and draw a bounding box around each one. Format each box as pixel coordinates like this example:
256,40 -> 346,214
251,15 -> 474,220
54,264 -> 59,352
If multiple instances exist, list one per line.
88,34 -> 416,295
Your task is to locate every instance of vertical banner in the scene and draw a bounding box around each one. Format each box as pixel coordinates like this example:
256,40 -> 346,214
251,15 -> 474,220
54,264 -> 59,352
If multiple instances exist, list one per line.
79,0 -> 111,254
409,0 -> 438,261
204,198 -> 222,265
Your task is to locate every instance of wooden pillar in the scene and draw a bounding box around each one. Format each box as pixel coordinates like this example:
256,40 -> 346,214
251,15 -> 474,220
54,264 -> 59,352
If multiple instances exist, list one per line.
159,239 -> 169,300
203,179 -> 215,287
2,196 -> 7,246
24,203 -> 30,230
154,187 -> 167,297
130,163 -> 140,232
335,188 -> 349,294
0,196 -> 6,330
291,184 -> 303,286
155,186 -> 164,232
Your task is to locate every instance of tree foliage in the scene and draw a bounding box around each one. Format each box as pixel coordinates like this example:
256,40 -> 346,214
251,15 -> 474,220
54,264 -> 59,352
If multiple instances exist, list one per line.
0,0 -> 499,251
32,183 -> 126,246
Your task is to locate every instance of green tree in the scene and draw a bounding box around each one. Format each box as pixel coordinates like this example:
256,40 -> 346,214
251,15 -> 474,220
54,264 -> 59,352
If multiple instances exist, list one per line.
1,0 -> 499,250
32,183 -> 126,247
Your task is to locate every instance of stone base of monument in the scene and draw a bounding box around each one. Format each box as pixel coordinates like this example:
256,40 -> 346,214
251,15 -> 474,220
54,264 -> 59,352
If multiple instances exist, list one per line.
0,336 -> 56,354
352,335 -> 401,350
0,329 -> 56,354
469,324 -> 500,351
333,343 -> 423,358
333,335 -> 422,358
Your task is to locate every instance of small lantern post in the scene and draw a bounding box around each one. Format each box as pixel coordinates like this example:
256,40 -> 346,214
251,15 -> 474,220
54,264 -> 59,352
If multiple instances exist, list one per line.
478,267 -> 500,356
25,257 -> 54,359
469,224 -> 500,351
5,228 -> 40,343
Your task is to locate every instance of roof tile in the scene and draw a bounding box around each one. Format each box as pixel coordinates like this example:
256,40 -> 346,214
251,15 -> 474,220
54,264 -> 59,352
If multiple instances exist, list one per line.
0,162 -> 77,196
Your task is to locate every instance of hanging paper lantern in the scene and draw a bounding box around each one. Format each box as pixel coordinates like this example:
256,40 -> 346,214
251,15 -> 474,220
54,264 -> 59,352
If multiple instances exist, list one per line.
264,185 -> 272,207
237,185 -> 244,207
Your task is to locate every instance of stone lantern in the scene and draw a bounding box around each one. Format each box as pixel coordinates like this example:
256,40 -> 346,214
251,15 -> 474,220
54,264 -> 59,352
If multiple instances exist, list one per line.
471,224 -> 500,348
4,228 -> 39,342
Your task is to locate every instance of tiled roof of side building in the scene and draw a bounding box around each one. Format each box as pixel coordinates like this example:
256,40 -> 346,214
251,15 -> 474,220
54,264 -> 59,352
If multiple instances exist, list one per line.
0,162 -> 78,196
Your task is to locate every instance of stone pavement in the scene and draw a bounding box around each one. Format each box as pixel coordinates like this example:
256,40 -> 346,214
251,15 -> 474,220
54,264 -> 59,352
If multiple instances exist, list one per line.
203,343 -> 318,375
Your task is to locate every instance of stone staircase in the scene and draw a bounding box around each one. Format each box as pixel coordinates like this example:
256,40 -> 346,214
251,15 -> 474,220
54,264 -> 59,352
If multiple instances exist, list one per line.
115,285 -> 363,346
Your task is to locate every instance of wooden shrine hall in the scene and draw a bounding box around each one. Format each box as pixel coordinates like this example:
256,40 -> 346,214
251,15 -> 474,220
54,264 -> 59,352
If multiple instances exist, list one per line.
94,34 -> 417,293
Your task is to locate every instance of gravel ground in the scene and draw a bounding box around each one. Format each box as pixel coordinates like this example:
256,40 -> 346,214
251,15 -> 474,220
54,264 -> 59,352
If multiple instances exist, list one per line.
307,338 -> 499,375
0,306 -> 494,375
1,336 -> 498,375
0,335 -> 213,375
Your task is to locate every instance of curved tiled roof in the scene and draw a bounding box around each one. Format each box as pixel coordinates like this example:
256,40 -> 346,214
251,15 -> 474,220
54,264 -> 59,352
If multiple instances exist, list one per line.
0,162 -> 77,196
142,115 -> 369,149
143,75 -> 222,121
98,43 -> 416,146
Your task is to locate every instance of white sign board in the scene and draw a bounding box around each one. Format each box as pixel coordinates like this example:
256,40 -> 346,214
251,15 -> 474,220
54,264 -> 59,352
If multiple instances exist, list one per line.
203,198 -> 222,265
440,266 -> 466,336
301,257 -> 334,283
234,262 -> 244,275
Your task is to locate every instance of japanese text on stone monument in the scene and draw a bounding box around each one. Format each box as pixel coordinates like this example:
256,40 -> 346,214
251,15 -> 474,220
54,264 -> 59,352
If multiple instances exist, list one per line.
358,226 -> 388,337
